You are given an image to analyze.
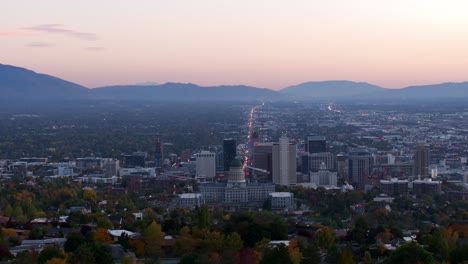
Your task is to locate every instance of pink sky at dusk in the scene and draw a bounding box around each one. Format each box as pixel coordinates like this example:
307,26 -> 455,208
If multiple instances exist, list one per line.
1,0 -> 468,89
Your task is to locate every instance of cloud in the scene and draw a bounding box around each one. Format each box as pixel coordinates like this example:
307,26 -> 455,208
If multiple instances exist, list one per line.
27,42 -> 54,47
22,24 -> 97,40
0,31 -> 35,37
85,47 -> 106,51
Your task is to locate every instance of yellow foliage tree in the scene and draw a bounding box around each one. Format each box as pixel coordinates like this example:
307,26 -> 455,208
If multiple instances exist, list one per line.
288,240 -> 302,264
45,258 -> 66,264
144,221 -> 165,257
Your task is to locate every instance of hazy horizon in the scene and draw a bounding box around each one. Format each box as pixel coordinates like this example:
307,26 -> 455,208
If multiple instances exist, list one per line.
2,1 -> 468,90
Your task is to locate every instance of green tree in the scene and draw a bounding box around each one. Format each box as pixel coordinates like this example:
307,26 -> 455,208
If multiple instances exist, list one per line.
38,245 -> 65,264
4,204 -> 13,217
90,243 -> 114,264
224,232 -> 244,252
383,242 -> 434,264
260,244 -> 293,264
64,232 -> 85,253
425,227 -> 458,262
301,242 -> 321,264
197,204 -> 210,228
12,250 -> 38,264
352,217 -> 369,244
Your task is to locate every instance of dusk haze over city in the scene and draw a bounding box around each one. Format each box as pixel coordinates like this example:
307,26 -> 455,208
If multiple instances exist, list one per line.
3,0 -> 468,89
1,1 -> 468,264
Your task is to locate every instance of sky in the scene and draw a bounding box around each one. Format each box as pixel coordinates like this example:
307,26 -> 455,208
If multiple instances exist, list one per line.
2,0 -> 468,89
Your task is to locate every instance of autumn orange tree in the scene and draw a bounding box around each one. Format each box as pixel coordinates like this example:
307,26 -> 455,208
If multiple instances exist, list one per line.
94,228 -> 113,243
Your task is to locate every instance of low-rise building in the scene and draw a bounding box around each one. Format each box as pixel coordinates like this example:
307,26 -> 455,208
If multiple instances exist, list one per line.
178,193 -> 204,208
380,178 -> 409,195
269,192 -> 294,210
412,178 -> 442,194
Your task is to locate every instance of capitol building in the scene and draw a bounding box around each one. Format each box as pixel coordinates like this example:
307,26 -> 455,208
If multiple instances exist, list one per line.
199,158 -> 275,207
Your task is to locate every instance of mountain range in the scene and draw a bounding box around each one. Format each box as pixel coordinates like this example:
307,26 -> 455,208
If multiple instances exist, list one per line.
1,63 -> 468,102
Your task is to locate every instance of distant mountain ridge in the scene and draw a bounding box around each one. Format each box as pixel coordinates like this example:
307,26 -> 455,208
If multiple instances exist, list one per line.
0,64 -> 89,100
1,63 -> 468,102
280,81 -> 384,99
90,83 -> 281,101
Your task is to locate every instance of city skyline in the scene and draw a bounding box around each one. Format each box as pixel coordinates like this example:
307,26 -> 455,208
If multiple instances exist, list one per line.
2,0 -> 468,89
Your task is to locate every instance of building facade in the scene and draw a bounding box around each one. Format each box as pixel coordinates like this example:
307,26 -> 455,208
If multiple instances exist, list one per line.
195,151 -> 216,180
272,135 -> 297,186
223,139 -> 237,172
414,143 -> 430,178
310,162 -> 337,187
199,159 -> 275,207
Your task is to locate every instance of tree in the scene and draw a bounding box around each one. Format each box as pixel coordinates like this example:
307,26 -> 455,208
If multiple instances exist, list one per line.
96,215 -> 113,229
362,251 -> 374,264
425,227 -> 458,262
196,204 -> 210,228
144,221 -> 165,257
288,240 -> 302,264
38,245 -> 65,264
237,248 -> 262,264
83,189 -> 97,203
12,250 -> 38,264
45,258 -> 66,264
301,242 -> 321,264
0,241 -> 12,260
64,232 -> 85,252
383,242 -> 434,264
174,227 -> 196,256
315,225 -> 336,250
94,228 -> 113,243
260,244 -> 293,264
90,243 -> 114,264
202,231 -> 224,253
352,217 -> 369,244
68,244 -> 95,264
338,248 -> 355,264
224,232 -> 244,252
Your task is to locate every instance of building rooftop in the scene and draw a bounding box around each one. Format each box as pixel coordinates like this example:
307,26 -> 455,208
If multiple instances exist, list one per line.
270,192 -> 293,198
179,193 -> 202,199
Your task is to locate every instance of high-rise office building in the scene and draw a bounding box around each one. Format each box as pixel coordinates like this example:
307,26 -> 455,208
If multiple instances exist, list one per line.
195,151 -> 216,180
223,139 -> 237,172
154,137 -> 163,168
272,135 -> 297,186
348,150 -> 373,189
305,135 -> 327,154
253,143 -> 273,173
300,152 -> 309,174
414,143 -> 430,178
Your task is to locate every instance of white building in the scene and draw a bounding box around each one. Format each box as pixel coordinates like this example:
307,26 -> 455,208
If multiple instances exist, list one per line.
119,167 -> 156,177
80,174 -> 118,184
272,135 -> 297,186
178,193 -> 204,208
269,192 -> 295,210
195,151 -> 216,180
101,158 -> 120,177
310,162 -> 337,187
57,163 -> 74,177
199,158 -> 275,207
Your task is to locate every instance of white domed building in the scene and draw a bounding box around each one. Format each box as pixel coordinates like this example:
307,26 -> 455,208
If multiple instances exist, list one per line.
199,158 -> 275,208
